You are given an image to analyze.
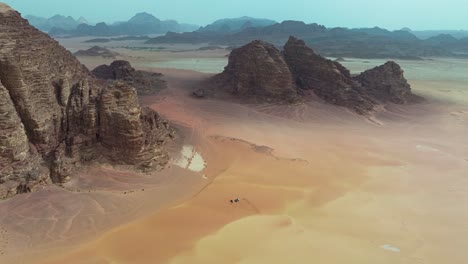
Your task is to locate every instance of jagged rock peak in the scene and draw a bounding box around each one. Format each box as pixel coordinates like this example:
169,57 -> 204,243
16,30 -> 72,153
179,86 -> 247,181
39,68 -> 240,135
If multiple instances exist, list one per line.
285,36 -> 316,54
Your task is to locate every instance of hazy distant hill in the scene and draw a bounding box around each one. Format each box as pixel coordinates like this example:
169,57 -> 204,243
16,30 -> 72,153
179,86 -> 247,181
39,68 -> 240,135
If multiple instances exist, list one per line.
198,16 -> 276,32
147,20 -> 468,59
25,14 -> 86,32
401,28 -> 468,39
45,12 -> 198,36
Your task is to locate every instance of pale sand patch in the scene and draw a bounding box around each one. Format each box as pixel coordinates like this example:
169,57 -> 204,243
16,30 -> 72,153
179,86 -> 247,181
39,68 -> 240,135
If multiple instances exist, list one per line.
170,215 -> 400,264
416,145 -> 440,152
381,244 -> 401,253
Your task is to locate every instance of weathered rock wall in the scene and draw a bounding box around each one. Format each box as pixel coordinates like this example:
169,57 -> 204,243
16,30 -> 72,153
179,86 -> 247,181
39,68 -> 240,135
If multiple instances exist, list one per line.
0,6 -> 174,199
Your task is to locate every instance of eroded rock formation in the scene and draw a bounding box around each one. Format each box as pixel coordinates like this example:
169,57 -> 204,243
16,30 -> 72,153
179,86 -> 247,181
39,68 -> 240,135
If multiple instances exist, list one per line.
283,36 -> 375,114
354,61 -> 424,104
92,60 -> 167,95
206,36 -> 422,113
210,40 -> 298,102
0,5 -> 174,199
99,82 -> 173,169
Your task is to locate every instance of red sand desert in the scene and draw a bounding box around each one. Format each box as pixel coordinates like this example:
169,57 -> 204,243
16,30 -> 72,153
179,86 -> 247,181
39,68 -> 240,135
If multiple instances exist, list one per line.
1,44 -> 468,264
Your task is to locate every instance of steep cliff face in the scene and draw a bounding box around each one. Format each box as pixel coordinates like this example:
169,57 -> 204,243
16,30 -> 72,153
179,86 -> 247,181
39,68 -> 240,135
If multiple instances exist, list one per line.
0,81 -> 50,197
98,82 -> 173,170
0,5 -> 99,189
0,5 -> 174,199
211,40 -> 298,102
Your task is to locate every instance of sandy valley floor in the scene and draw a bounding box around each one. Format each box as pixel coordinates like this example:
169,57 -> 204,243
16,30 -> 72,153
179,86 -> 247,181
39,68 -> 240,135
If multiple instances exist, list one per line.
1,38 -> 467,264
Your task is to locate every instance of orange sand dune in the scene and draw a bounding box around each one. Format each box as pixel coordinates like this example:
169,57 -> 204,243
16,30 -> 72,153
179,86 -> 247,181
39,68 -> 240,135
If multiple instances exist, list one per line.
35,66 -> 468,264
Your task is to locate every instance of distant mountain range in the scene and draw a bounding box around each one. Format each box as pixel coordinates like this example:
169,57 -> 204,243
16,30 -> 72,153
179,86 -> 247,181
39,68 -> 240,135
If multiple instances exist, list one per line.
401,28 -> 468,39
147,20 -> 468,59
25,14 -> 88,32
198,16 -> 276,33
24,13 -> 468,59
26,12 -> 199,36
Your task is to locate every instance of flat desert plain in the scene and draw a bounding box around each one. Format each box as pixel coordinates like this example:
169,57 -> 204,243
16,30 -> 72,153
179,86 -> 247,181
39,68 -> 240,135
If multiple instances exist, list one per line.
1,38 -> 467,264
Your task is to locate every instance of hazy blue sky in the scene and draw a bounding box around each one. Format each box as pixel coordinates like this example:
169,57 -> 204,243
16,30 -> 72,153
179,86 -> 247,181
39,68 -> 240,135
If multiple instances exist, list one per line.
3,0 -> 467,30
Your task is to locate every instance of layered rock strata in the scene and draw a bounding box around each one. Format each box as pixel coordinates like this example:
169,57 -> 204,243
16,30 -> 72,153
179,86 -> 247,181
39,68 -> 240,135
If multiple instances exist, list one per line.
283,36 -> 375,113
210,40 -> 298,102
206,36 -> 421,113
0,5 -> 174,199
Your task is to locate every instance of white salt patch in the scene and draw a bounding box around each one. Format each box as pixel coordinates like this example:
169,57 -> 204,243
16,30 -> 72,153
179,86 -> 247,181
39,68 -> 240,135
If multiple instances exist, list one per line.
416,145 -> 439,152
173,145 -> 206,172
380,244 -> 400,253
188,152 -> 206,172
173,145 -> 194,168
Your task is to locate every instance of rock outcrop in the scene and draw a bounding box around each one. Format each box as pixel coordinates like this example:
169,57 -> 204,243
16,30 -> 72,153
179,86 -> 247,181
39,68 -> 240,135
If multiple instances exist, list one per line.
74,46 -> 120,58
283,36 -> 375,114
0,5 -> 174,199
354,61 -> 423,104
210,40 -> 298,102
92,60 -> 167,95
98,82 -> 173,169
206,36 -> 422,113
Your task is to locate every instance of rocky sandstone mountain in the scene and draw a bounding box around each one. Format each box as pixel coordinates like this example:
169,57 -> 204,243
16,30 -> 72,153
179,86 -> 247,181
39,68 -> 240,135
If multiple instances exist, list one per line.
99,82 -> 172,165
92,60 -> 167,95
205,36 -> 421,113
354,61 -> 424,104
283,36 -> 374,113
209,40 -> 297,102
0,5 -> 174,199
